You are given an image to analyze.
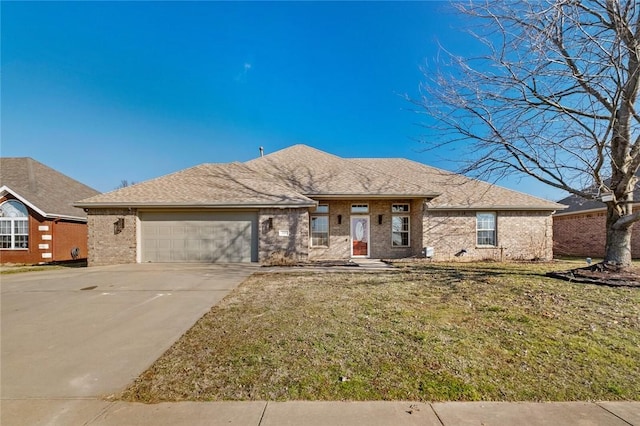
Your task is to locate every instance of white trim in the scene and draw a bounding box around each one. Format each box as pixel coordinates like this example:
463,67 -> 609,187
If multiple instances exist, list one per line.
310,214 -> 330,248
476,212 -> 497,247
136,214 -> 142,264
391,215 -> 410,247
350,215 -> 370,258
351,203 -> 369,213
391,203 -> 410,213
0,186 -> 88,222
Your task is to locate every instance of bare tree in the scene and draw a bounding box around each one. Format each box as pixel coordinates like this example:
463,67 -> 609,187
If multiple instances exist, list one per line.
116,180 -> 136,189
414,0 -> 640,267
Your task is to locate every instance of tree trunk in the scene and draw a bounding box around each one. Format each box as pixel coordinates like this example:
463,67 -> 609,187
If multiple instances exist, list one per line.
604,205 -> 633,267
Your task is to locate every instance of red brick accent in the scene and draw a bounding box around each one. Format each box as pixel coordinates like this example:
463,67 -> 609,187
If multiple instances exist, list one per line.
553,211 -> 640,258
0,195 -> 89,264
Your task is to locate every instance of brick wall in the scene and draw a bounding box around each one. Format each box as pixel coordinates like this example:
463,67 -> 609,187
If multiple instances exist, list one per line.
553,211 -> 640,258
87,208 -> 137,266
51,221 -> 89,261
258,208 -> 309,262
308,199 -> 424,260
424,210 -> 553,261
0,196 -> 89,264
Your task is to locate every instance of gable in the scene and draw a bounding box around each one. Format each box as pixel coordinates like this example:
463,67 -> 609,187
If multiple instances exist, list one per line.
0,158 -> 100,220
245,145 -> 439,198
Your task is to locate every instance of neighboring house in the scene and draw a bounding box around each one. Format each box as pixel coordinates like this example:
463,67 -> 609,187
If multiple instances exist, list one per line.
0,158 -> 100,264
553,187 -> 640,258
76,145 -> 564,266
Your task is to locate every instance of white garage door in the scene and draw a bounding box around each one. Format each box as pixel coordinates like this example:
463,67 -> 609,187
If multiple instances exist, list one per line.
140,212 -> 258,263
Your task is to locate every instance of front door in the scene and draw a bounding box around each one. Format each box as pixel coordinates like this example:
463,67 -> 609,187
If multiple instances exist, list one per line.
350,216 -> 370,257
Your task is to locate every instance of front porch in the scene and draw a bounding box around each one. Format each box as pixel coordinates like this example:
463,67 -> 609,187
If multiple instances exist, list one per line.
308,198 -> 425,260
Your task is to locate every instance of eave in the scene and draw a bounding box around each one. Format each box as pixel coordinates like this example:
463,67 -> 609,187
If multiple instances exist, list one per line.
427,204 -> 566,212
74,201 -> 319,210
305,193 -> 440,200
1,185 -> 88,222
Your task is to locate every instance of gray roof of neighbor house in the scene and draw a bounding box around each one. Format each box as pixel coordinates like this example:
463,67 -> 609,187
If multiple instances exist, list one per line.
555,179 -> 640,215
0,157 -> 100,220
352,158 -> 565,210
245,145 -> 439,198
75,162 -> 317,208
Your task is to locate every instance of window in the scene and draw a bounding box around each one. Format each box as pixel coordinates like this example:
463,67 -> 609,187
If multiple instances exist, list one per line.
311,204 -> 329,247
477,212 -> 496,246
392,203 -> 410,213
311,216 -> 329,246
0,200 -> 29,249
392,215 -> 410,247
351,204 -> 369,213
391,205 -> 410,247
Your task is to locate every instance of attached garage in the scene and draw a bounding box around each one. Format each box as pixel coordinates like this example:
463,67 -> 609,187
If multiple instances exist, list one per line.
139,211 -> 258,263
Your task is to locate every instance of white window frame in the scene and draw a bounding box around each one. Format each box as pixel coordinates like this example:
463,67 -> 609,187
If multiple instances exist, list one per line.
310,204 -> 329,247
476,212 -> 497,246
391,215 -> 410,247
351,204 -> 369,213
391,204 -> 410,247
391,203 -> 410,213
0,200 -> 29,250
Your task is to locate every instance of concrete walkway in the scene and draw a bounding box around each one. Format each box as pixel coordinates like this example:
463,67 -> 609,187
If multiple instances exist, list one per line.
2,399 -> 639,425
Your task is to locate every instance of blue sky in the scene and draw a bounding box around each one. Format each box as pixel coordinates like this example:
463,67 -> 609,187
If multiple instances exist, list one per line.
2,1 -> 566,201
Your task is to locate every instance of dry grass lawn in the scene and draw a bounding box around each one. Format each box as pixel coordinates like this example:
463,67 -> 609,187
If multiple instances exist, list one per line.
121,261 -> 640,402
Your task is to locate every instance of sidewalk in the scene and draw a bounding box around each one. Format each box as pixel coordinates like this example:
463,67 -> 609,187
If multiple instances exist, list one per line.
2,399 -> 639,426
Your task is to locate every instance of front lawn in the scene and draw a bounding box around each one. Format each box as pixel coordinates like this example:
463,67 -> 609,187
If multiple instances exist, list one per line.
121,261 -> 640,402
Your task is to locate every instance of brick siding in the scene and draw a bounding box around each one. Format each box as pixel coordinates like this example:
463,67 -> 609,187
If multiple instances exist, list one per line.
308,199 -> 424,260
424,210 -> 553,261
86,208 -> 137,266
0,195 -> 89,265
553,211 -> 640,258
258,208 -> 310,261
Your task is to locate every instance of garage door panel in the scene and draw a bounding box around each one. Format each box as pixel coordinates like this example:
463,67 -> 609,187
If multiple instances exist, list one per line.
140,212 -> 257,263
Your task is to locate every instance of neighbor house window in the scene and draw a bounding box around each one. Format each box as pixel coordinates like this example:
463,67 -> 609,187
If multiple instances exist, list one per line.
391,204 -> 410,247
477,212 -> 497,246
351,204 -> 369,213
311,204 -> 329,247
0,200 -> 29,249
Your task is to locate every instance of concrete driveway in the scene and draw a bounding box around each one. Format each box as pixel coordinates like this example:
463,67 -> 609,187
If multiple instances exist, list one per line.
1,263 -> 256,401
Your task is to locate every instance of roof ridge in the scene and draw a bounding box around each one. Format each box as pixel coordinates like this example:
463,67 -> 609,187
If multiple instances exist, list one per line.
346,157 -> 440,195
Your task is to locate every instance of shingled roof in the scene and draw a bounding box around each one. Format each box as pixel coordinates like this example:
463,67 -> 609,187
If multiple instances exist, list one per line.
245,145 -> 439,198
75,144 -> 565,211
554,180 -> 640,215
76,162 -> 316,208
1,157 -> 100,220
351,158 -> 564,210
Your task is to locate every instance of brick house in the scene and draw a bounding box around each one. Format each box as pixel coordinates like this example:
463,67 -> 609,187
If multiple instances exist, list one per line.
76,145 -> 564,266
0,158 -> 100,264
553,189 -> 640,258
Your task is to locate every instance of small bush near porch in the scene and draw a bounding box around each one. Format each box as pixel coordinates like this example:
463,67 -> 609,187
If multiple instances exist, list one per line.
121,261 -> 639,402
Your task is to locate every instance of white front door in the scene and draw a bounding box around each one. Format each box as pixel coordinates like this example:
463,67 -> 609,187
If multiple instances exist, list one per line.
350,216 -> 370,258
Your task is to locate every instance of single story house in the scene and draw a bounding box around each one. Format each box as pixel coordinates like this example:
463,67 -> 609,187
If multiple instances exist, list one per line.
0,157 -> 100,264
76,145 -> 565,265
553,187 -> 640,258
